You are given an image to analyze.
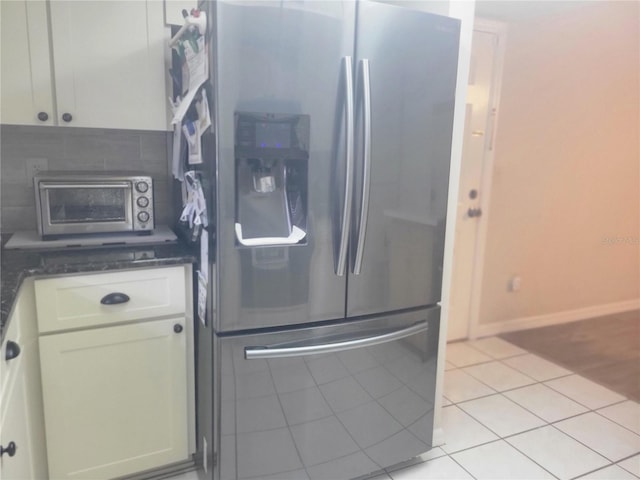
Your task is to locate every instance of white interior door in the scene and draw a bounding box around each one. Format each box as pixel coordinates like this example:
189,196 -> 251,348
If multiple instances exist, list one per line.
447,23 -> 505,341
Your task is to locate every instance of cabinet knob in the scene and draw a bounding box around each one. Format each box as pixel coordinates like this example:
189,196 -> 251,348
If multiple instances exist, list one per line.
62,112 -> 73,123
37,112 -> 49,122
173,324 -> 183,334
5,340 -> 20,361
100,292 -> 130,305
0,442 -> 17,457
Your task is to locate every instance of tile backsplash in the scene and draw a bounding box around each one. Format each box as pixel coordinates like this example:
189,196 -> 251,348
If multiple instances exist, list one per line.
0,125 -> 172,233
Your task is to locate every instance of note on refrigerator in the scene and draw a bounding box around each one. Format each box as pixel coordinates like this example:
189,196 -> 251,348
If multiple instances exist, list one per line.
183,119 -> 203,165
197,89 -> 212,133
172,35 -> 208,125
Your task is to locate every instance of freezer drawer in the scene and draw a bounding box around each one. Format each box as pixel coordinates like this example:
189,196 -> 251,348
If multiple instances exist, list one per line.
215,307 -> 440,480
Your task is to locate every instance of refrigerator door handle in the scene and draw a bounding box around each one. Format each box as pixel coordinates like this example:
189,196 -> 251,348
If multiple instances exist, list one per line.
336,56 -> 355,277
353,58 -> 372,275
245,321 -> 427,359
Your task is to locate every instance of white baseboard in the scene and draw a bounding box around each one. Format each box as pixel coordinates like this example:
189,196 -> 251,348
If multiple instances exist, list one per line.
474,298 -> 640,338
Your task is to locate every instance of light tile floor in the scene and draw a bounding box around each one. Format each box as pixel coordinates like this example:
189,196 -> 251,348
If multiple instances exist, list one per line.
168,336 -> 640,480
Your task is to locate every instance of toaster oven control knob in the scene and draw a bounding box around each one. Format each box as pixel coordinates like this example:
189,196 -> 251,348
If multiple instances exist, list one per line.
137,211 -> 150,223
135,182 -> 149,193
137,196 -> 149,208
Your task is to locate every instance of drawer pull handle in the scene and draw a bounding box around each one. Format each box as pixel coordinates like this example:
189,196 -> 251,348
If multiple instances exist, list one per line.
100,292 -> 130,305
0,442 -> 16,457
5,341 -> 20,361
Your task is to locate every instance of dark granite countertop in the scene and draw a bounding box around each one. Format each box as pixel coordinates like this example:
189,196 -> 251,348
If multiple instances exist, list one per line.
1,235 -> 197,342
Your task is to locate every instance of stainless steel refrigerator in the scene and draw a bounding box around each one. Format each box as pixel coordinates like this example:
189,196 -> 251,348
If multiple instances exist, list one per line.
196,1 -> 460,479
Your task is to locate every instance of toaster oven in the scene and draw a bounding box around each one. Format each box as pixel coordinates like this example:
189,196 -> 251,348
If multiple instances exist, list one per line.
34,172 -> 154,238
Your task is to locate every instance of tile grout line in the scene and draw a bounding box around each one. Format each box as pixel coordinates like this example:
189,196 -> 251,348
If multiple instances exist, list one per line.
505,423 -> 618,479
440,340 -> 639,478
451,338 -> 530,360
446,354 -> 579,405
446,450 -> 481,480
443,361 -> 638,466
448,356 -> 630,416
568,461 -> 638,480
615,453 -> 640,480
452,375 -> 638,467
592,403 -> 640,438
444,439 -> 561,480
383,338 -> 637,480
542,378 -> 628,411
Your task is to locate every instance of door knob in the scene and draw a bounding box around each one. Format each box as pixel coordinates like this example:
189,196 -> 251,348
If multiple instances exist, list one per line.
37,112 -> 49,122
174,324 -> 183,333
62,113 -> 73,123
469,189 -> 478,199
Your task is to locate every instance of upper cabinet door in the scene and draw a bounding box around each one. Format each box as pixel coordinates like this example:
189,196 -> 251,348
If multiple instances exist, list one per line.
49,0 -> 168,130
347,2 -> 460,317
0,1 -> 55,126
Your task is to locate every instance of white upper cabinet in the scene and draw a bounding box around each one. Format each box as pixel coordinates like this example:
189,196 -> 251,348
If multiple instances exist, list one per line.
0,0 -> 169,130
49,0 -> 168,130
0,1 -> 55,126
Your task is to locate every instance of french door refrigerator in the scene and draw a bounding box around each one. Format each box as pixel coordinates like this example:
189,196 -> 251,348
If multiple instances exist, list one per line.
198,1 -> 460,479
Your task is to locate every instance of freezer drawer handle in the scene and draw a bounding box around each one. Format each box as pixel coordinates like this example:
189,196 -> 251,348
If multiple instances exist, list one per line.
245,321 -> 427,360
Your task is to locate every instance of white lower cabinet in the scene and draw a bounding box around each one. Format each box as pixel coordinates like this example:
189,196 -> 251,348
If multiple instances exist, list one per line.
0,279 -> 47,480
0,356 -> 32,479
39,317 -> 190,480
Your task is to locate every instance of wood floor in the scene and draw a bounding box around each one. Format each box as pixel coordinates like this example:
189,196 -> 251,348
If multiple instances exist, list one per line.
501,309 -> 640,401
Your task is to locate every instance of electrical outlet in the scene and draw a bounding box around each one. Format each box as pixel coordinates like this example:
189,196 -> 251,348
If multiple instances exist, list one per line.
25,158 -> 49,185
509,276 -> 522,292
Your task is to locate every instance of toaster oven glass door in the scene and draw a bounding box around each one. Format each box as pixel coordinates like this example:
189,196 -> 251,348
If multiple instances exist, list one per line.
39,182 -> 133,235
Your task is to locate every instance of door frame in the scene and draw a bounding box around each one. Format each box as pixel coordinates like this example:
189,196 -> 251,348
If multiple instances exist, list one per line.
466,18 -> 508,340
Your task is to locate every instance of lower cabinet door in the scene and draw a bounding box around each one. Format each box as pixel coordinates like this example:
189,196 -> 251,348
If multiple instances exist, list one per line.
39,318 -> 189,479
0,359 -> 34,480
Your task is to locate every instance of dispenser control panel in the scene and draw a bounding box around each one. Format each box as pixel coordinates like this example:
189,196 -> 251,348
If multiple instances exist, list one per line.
234,112 -> 309,246
235,112 -> 309,155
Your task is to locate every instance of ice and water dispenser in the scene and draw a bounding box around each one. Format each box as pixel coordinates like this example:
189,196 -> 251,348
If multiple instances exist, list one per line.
235,112 -> 309,247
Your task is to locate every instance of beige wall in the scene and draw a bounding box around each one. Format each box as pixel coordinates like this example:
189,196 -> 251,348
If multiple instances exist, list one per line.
478,1 -> 640,326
